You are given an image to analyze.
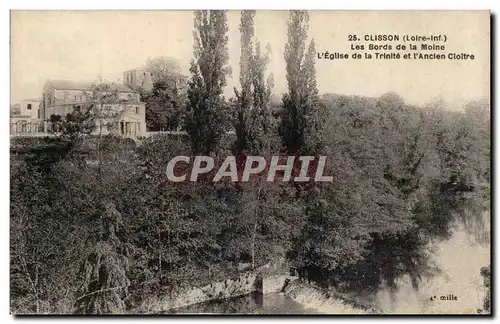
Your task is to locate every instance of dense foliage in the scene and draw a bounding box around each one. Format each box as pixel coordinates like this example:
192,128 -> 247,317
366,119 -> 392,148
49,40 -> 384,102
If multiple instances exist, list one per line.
232,10 -> 276,154
10,10 -> 490,314
280,10 -> 324,154
143,80 -> 186,131
185,10 -> 232,153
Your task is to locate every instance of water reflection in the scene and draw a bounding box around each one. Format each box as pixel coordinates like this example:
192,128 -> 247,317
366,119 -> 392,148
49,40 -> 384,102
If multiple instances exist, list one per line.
167,292 -> 317,314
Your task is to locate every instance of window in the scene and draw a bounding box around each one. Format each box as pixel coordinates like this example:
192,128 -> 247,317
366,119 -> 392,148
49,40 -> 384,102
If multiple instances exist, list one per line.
135,107 -> 139,114
74,95 -> 77,101
27,104 -> 32,110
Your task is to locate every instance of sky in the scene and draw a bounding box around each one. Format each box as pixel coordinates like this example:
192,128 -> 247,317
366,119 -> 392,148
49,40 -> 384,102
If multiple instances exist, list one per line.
10,10 -> 490,107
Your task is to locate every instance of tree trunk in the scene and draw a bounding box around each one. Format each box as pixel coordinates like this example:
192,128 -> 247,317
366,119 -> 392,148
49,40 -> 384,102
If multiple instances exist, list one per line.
35,266 -> 39,313
97,84 -> 103,176
158,232 -> 162,274
98,90 -> 104,239
251,220 -> 257,270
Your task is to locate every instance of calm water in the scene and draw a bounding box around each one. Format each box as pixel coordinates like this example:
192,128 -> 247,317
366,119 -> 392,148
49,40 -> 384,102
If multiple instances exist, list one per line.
167,222 -> 490,315
167,292 -> 317,314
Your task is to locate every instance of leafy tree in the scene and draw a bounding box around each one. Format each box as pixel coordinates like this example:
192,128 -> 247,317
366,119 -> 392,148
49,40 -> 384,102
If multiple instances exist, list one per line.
232,179 -> 280,270
300,39 -> 323,153
185,10 -> 231,153
232,10 -> 255,153
288,188 -> 363,286
10,153 -> 104,313
143,80 -> 186,131
144,56 -> 182,85
74,202 -> 131,314
247,43 -> 275,153
306,92 -> 491,295
232,10 -> 275,154
280,10 -> 323,154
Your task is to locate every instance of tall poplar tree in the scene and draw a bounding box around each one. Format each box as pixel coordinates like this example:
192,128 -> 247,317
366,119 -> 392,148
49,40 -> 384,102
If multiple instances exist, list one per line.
247,41 -> 274,152
186,10 -> 231,153
233,10 -> 274,153
233,10 -> 255,153
280,10 -> 323,154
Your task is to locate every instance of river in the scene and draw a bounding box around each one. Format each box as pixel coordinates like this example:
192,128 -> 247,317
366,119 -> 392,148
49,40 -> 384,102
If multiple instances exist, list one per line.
167,219 -> 490,315
370,225 -> 490,314
167,292 -> 317,314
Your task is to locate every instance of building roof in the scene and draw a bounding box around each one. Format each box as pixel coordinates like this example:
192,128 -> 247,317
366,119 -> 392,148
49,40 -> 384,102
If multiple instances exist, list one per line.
124,68 -> 149,73
11,114 -> 34,119
47,79 -> 134,93
126,68 -> 187,79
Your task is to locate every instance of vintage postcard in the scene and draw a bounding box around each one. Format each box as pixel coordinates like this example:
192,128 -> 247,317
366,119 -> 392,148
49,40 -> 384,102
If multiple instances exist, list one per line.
10,10 -> 491,315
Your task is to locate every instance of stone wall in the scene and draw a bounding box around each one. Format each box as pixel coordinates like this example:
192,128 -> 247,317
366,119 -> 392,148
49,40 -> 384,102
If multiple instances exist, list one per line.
135,270 -> 300,313
134,257 -> 302,314
136,272 -> 259,313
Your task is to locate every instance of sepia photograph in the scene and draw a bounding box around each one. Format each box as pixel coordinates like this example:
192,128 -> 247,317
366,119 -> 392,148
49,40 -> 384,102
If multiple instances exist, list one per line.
9,9 -> 491,315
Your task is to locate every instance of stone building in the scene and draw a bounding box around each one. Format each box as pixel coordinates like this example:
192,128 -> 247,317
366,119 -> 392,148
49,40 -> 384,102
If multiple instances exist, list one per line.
40,79 -> 147,138
123,69 -> 153,92
18,99 -> 40,119
10,99 -> 43,135
123,68 -> 188,92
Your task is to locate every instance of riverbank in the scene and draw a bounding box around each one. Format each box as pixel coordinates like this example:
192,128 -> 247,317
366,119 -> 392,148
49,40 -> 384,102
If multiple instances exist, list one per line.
135,271 -> 257,313
133,268 -> 379,314
282,279 -> 382,314
134,270 -> 301,313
